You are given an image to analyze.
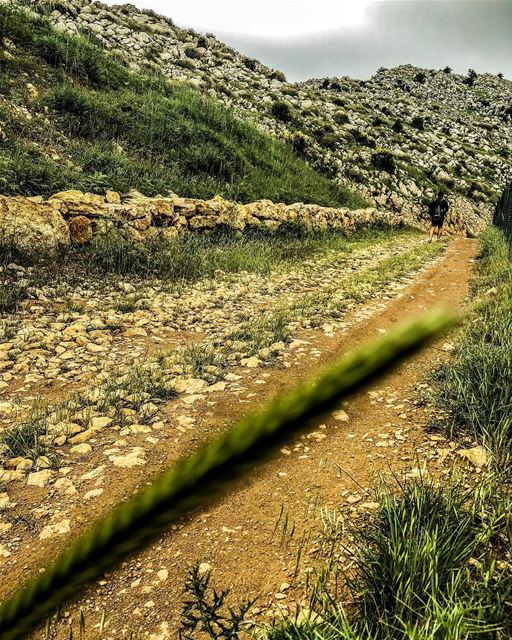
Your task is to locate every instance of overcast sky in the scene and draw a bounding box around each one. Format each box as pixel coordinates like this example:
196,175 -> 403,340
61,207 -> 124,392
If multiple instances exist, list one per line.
105,1 -> 512,81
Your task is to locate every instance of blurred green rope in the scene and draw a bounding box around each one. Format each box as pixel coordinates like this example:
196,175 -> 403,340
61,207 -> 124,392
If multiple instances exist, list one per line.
0,309 -> 456,640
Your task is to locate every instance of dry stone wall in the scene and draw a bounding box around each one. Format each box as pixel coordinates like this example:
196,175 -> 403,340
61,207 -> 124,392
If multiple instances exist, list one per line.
1,190 -> 411,257
1,189 -> 490,259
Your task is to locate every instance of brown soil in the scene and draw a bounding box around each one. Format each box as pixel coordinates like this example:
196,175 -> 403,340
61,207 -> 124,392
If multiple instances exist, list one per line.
1,238 -> 478,639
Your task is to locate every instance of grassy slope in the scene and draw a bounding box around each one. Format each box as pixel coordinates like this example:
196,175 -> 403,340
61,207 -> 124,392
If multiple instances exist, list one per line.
0,5 -> 367,208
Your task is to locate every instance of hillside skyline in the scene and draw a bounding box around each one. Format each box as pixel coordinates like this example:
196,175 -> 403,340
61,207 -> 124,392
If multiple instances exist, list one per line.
104,0 -> 512,81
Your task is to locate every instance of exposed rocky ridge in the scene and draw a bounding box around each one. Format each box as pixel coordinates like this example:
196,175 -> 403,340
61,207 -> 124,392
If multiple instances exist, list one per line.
1,190 -> 409,256
16,0 -> 511,225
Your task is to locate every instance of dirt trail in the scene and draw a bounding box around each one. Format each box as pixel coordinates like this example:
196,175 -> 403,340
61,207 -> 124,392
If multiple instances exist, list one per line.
3,238 -> 477,639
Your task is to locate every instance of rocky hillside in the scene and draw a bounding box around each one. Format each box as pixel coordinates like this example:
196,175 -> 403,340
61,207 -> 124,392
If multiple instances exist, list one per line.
0,2 -> 364,211
18,0 -> 512,224
0,0 -> 512,231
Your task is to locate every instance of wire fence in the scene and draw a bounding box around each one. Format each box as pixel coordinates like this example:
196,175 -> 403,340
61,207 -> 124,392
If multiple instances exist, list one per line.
494,182 -> 512,248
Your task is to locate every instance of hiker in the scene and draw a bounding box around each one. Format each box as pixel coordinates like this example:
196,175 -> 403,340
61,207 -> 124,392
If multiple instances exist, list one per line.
428,191 -> 449,242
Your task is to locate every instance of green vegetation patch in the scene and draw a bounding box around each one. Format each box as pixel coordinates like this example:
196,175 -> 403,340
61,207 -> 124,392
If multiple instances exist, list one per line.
0,5 -> 367,208
433,227 -> 512,459
69,225 -> 402,281
190,479 -> 512,640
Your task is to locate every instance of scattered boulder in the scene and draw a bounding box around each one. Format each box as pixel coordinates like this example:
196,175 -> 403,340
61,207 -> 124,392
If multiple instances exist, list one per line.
39,518 -> 71,540
0,195 -> 70,258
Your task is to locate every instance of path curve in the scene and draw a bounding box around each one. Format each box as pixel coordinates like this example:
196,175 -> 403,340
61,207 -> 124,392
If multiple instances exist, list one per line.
7,239 -> 478,639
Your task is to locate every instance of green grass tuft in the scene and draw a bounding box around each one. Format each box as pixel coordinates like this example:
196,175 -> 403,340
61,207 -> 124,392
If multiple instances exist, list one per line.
264,480 -> 511,640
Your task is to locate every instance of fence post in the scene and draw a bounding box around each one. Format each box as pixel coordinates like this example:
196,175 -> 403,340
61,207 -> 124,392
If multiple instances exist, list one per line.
494,182 -> 512,255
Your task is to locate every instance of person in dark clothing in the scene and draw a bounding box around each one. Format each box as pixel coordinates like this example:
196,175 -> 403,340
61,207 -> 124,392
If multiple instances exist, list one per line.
428,191 -> 449,242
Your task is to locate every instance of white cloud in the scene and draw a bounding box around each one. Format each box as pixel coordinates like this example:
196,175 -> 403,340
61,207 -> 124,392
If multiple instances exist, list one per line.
104,1 -> 370,37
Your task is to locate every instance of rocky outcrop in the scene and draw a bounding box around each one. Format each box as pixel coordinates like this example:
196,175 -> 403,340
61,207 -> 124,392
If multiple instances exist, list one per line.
445,196 -> 491,238
0,195 -> 70,256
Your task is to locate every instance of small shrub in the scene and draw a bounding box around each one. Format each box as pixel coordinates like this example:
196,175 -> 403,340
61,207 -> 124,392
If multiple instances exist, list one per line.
269,69 -> 286,82
271,100 -> 294,123
443,66 -> 453,74
391,119 -> 404,133
282,86 -> 299,97
115,294 -> 149,314
242,56 -> 257,71
183,45 -> 202,59
0,318 -> 19,341
1,402 -> 55,463
62,297 -> 86,314
178,342 -> 226,383
318,131 -> 338,150
179,564 -> 254,639
467,180 -> 493,197
334,111 -> 350,125
464,68 -> 478,86
371,149 -> 396,174
0,279 -> 29,313
145,44 -> 162,62
349,128 -> 375,148
290,131 -> 308,156
414,71 -> 427,84
411,115 -> 425,130
174,58 -> 195,70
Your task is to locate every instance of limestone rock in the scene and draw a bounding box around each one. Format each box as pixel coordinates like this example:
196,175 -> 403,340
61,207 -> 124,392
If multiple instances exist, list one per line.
39,518 -> 71,540
0,470 -> 24,486
70,443 -> 92,455
0,492 -> 14,509
109,447 -> 146,468
68,215 -> 93,244
458,446 -> 488,469
0,196 -> 70,258
49,190 -> 108,216
0,544 -> 11,559
172,377 -> 208,394
241,356 -> 261,368
27,470 -> 54,487
198,562 -> 212,576
84,488 -> 104,500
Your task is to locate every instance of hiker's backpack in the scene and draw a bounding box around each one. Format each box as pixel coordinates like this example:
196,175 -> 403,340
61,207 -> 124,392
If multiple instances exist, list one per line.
433,202 -> 443,222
